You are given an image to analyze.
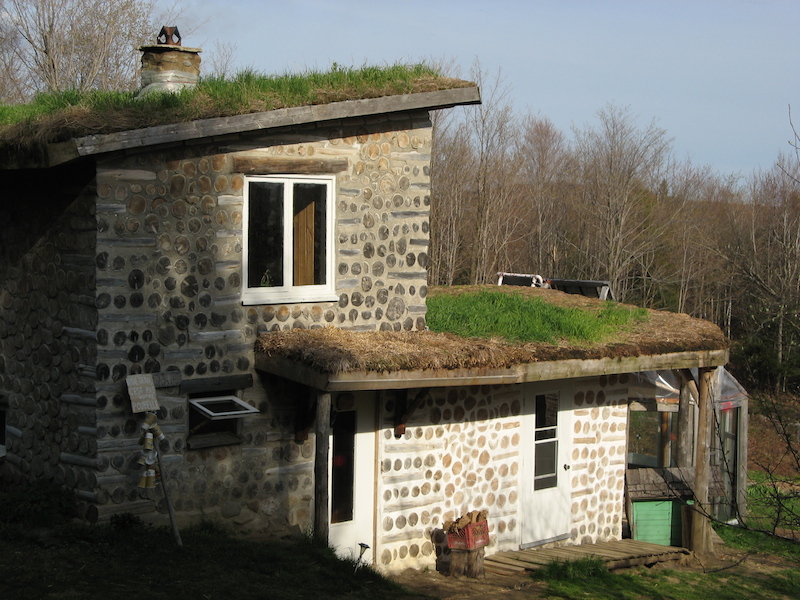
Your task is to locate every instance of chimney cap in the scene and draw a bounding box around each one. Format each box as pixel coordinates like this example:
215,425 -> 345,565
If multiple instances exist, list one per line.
157,26 -> 181,46
139,25 -> 201,54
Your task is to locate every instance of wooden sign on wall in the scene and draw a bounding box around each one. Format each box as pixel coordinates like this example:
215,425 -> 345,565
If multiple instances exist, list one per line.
127,374 -> 160,413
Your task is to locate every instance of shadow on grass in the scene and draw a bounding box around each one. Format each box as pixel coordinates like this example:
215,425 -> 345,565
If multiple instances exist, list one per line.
0,518 -> 417,600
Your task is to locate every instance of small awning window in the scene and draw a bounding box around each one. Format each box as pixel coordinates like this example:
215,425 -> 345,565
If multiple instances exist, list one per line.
188,396 -> 259,420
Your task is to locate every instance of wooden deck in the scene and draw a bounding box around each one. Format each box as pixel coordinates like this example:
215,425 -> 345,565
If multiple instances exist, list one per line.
484,539 -> 691,575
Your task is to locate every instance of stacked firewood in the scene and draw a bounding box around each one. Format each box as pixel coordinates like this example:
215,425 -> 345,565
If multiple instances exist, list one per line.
444,509 -> 489,534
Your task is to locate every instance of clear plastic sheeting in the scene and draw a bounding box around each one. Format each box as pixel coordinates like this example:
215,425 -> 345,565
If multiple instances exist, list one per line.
628,368 -> 748,411
629,371 -> 681,401
711,368 -> 748,409
625,367 -> 749,520
628,371 -> 681,412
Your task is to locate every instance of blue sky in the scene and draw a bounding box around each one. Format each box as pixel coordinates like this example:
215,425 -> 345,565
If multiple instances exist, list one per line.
185,0 -> 800,177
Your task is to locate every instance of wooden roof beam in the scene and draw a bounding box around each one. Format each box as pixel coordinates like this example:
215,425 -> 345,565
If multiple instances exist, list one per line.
44,87 -> 481,168
254,348 -> 729,392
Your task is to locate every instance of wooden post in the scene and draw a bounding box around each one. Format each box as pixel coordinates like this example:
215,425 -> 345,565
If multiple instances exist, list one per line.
736,394 -> 749,522
660,412 -> 670,467
156,446 -> 183,548
314,391 -> 332,544
676,370 -> 696,468
449,548 -> 485,578
690,367 -> 714,556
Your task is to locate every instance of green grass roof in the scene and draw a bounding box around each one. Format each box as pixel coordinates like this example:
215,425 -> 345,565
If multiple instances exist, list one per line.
426,289 -> 649,345
0,64 -> 472,152
254,286 -> 729,375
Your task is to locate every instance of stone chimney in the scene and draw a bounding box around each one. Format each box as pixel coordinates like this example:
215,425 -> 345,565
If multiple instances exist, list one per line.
137,26 -> 201,97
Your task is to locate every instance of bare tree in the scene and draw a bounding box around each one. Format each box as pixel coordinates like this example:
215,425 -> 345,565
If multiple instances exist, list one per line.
634,161 -> 738,317
0,12 -> 26,102
513,114 -> 574,277
429,109 -> 474,285
715,158 -> 800,392
571,104 -> 673,301
429,61 -> 525,285
0,0 -> 196,97
1,0 -> 152,93
205,40 -> 237,80
463,63 -> 524,284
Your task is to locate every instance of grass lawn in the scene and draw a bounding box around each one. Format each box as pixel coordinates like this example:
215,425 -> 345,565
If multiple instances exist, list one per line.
526,526 -> 800,600
747,485 -> 800,534
536,564 -> 800,600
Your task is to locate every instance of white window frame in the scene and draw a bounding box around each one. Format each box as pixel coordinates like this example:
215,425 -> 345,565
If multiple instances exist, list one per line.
242,175 -> 337,305
189,395 -> 260,420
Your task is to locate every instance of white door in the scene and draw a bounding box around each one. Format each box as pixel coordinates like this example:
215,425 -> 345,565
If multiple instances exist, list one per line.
520,384 -> 573,547
328,392 -> 376,562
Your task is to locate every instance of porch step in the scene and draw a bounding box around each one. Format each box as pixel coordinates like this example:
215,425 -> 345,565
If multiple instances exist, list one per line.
484,539 -> 690,575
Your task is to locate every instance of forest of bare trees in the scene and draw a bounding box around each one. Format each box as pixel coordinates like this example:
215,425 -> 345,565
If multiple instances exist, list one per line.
430,67 -> 800,396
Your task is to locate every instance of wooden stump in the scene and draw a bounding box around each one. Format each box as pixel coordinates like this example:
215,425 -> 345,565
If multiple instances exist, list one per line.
449,547 -> 485,578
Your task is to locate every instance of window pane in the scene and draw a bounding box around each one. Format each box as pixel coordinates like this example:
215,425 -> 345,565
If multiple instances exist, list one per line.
535,427 -> 556,441
534,440 -> 557,478
534,475 -> 557,490
627,410 -> 677,468
293,183 -> 327,286
248,182 -> 284,288
331,410 -> 356,524
533,392 -> 559,490
535,394 -> 558,429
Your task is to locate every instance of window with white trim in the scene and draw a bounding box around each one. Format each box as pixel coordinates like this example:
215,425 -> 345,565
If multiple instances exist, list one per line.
533,392 -> 559,490
187,392 -> 259,449
243,175 -> 336,304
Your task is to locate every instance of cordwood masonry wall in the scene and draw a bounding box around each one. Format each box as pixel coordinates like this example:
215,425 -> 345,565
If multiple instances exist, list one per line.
0,111 -> 434,530
569,374 -> 628,545
372,375 -> 629,571
0,162 -> 101,499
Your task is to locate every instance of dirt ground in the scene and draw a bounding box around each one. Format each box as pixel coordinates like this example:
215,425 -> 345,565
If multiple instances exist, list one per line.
392,566 -> 545,600
748,413 -> 797,478
389,542 -> 797,600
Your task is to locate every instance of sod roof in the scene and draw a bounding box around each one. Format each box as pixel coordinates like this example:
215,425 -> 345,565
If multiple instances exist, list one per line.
254,286 -> 729,391
0,66 -> 478,169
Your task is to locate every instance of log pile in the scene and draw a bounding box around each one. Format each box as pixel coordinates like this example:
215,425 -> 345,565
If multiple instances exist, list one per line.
444,510 -> 489,578
444,509 -> 488,535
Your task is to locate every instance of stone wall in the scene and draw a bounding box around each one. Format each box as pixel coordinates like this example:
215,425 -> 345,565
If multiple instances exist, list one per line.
0,163 -> 100,501
372,377 -> 630,572
375,385 -> 524,571
568,374 -> 629,545
89,112 -> 433,527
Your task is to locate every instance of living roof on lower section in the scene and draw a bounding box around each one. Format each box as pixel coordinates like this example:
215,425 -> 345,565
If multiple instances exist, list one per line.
254,286 -> 729,391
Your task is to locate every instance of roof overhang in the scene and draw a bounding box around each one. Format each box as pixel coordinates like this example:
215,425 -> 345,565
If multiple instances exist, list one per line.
42,86 -> 481,168
255,348 -> 729,392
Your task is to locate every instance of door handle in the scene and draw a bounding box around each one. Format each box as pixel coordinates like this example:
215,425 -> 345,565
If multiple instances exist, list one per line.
563,464 -> 571,471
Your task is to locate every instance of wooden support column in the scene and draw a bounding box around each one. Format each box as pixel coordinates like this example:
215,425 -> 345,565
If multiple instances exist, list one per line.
313,391 -> 332,544
676,369 -> 697,468
690,367 -> 715,555
660,412 -> 670,467
736,394 -> 749,521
